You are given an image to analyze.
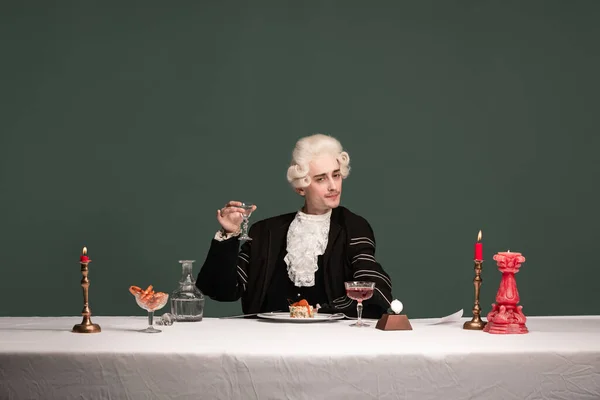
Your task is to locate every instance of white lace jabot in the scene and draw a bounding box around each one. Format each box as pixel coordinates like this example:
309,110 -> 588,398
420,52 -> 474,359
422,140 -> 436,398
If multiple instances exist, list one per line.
284,209 -> 332,287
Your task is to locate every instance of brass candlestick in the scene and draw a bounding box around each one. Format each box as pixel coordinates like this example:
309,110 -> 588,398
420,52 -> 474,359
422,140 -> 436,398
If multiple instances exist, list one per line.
72,249 -> 101,334
463,259 -> 486,330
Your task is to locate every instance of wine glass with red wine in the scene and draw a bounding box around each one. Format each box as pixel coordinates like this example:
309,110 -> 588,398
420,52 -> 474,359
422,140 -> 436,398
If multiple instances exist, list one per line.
344,281 -> 376,327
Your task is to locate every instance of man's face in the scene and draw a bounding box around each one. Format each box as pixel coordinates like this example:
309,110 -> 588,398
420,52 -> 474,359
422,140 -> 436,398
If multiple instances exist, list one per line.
297,154 -> 343,214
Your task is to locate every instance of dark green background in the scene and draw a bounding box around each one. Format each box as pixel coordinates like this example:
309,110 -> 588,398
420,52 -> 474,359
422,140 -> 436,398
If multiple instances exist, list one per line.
1,1 -> 598,318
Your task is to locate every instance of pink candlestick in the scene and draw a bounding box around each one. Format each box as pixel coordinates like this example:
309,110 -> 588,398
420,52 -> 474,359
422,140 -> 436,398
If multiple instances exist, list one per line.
483,251 -> 528,334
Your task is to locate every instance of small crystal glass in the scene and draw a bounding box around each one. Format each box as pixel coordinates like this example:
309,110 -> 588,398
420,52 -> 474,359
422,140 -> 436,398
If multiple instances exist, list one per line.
345,281 -> 375,327
239,202 -> 254,241
134,292 -> 169,333
155,313 -> 175,326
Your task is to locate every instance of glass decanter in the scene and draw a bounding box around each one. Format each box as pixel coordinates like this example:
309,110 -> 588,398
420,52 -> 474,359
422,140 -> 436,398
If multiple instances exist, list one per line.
170,260 -> 205,322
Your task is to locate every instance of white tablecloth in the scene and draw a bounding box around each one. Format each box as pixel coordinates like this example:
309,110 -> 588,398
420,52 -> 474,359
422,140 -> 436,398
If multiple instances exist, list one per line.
1,315 -> 599,400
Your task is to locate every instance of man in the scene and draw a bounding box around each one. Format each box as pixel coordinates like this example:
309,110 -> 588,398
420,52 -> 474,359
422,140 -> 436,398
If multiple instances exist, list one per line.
196,133 -> 392,318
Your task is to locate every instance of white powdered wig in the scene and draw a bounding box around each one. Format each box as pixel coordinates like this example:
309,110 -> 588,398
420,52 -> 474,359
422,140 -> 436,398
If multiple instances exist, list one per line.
286,133 -> 350,189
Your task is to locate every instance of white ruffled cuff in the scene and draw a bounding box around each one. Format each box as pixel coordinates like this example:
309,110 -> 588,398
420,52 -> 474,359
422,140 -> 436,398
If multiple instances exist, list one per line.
214,229 -> 240,241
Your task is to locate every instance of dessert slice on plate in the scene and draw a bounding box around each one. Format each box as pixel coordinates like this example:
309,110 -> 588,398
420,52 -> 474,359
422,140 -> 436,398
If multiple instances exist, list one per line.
289,299 -> 318,318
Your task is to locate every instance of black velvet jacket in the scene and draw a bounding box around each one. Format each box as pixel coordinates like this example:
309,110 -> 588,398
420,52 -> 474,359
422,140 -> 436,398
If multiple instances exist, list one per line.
196,206 -> 393,319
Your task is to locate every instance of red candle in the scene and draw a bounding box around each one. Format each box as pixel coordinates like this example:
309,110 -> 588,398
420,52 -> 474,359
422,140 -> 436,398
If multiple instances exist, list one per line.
80,246 -> 90,263
474,230 -> 483,260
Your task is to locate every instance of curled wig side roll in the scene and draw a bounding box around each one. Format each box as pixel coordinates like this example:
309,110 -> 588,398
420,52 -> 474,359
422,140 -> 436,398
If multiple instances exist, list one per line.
286,164 -> 311,189
338,151 -> 350,175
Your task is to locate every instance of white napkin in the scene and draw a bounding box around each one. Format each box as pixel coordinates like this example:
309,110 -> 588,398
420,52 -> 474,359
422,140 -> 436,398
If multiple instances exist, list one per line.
432,309 -> 464,324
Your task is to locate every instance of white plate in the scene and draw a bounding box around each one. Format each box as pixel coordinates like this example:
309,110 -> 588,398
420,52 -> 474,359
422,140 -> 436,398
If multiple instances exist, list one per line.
257,312 -> 345,322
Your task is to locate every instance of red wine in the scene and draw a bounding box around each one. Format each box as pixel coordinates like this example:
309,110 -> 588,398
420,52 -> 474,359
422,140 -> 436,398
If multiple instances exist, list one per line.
346,287 -> 374,301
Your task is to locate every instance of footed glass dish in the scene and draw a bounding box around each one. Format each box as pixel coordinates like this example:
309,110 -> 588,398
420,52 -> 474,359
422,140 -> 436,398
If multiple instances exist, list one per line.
132,291 -> 169,333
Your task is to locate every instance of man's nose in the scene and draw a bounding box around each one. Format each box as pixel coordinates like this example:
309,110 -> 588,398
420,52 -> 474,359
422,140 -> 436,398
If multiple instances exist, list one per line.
328,178 -> 337,191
